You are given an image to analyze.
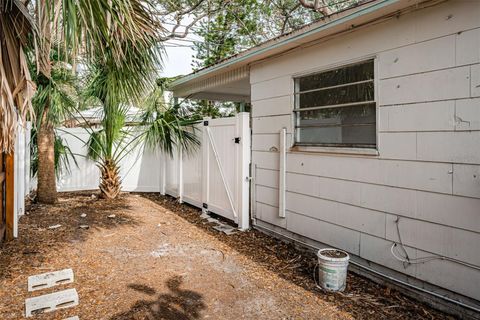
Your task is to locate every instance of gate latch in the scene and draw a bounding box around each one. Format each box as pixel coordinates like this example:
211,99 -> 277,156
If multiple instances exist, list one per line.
234,137 -> 241,144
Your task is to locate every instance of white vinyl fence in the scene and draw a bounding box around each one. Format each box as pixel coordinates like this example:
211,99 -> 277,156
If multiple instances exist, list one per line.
14,122 -> 31,237
56,113 -> 251,230
56,127 -> 162,193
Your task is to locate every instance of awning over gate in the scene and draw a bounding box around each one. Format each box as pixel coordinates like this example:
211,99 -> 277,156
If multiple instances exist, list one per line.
170,65 -> 250,102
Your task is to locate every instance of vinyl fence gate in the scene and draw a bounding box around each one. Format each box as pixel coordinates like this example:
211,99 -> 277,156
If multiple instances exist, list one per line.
161,113 -> 251,230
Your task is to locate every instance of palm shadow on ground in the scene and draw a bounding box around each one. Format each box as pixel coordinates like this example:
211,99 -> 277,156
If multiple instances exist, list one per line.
111,276 -> 206,320
140,193 -> 452,320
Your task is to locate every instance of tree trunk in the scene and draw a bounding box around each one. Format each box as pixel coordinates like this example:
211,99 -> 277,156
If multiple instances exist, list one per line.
36,110 -> 58,204
99,158 -> 121,199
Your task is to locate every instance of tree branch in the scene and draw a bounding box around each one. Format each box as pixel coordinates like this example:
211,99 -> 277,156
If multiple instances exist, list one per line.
298,0 -> 332,16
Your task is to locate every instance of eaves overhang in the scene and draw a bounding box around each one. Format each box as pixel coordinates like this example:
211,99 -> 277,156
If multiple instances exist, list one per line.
170,0 -> 436,98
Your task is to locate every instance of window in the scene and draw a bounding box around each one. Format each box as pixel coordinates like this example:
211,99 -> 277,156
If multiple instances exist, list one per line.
294,60 -> 376,148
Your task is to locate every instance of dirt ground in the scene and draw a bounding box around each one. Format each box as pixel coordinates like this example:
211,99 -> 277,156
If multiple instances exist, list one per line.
0,192 -> 453,320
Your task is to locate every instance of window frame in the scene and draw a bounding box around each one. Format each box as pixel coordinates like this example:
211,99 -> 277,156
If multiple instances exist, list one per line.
292,57 -> 379,152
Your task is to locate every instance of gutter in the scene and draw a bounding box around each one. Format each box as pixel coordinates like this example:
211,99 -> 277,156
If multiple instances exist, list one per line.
170,0 -> 402,89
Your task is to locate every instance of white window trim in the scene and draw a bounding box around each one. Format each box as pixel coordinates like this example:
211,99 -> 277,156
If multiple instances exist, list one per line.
291,56 -> 379,154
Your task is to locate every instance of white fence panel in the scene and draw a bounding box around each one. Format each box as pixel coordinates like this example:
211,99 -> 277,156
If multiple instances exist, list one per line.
159,113 -> 251,229
204,117 -> 237,221
56,128 -> 100,191
181,129 -> 203,207
119,139 -> 161,193
56,127 -> 162,192
164,150 -> 180,197
54,113 -> 251,230
13,121 -> 31,237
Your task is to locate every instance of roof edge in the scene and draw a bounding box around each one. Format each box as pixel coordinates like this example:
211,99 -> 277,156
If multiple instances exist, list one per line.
170,0 -> 403,89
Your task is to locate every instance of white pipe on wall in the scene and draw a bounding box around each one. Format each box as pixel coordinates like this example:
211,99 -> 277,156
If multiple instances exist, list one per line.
278,128 -> 286,218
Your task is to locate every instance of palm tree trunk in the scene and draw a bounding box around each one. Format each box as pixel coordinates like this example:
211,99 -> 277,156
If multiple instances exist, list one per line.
99,158 -> 121,199
37,109 -> 57,204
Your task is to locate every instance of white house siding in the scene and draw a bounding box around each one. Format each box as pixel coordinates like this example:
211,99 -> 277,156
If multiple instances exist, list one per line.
250,0 -> 480,302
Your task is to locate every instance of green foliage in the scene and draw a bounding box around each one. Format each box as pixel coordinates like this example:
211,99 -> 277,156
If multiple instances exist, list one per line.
193,0 -> 264,68
193,0 -> 360,69
29,47 -> 79,127
83,36 -> 162,162
30,128 -> 78,178
28,46 -> 80,179
141,83 -> 200,157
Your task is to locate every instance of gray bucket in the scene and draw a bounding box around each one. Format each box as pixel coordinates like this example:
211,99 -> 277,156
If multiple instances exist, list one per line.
317,248 -> 350,292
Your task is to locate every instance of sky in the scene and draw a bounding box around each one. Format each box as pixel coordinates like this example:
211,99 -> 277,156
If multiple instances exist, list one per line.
160,42 -> 195,78
159,17 -> 200,78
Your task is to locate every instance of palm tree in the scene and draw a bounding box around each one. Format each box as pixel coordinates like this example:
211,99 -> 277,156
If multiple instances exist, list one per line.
84,47 -> 198,199
29,48 -> 78,192
0,1 -> 36,154
1,0 -> 163,203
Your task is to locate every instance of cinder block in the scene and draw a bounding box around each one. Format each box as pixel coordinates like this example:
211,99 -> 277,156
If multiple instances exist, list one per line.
28,269 -> 74,292
25,288 -> 79,317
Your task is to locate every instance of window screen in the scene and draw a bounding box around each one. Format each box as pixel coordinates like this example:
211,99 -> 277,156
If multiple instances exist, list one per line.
294,60 -> 376,148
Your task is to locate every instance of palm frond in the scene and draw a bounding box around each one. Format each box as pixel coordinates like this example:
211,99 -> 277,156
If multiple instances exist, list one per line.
30,128 -> 79,177
86,129 -> 106,161
30,48 -> 79,127
61,0 -> 165,71
142,94 -> 200,157
0,0 -> 36,153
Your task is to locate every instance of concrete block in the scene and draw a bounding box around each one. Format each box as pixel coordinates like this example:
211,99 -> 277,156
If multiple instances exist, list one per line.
28,269 -> 74,292
25,288 -> 78,317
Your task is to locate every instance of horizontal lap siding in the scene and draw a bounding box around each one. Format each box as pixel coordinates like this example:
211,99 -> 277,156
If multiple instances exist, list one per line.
250,0 -> 480,301
385,215 -> 480,267
286,211 -> 361,255
286,172 -> 480,233
378,67 -> 471,105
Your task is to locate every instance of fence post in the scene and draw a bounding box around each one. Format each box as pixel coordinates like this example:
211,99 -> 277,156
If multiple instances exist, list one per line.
201,117 -> 211,213
160,151 -> 166,195
178,148 -> 183,203
25,122 -> 31,195
236,112 -> 251,230
5,152 -> 14,241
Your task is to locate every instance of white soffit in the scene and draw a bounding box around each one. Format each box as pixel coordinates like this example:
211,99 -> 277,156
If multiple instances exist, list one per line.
173,65 -> 249,98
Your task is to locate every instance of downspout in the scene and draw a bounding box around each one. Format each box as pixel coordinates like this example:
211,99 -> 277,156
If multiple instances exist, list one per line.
278,128 -> 287,218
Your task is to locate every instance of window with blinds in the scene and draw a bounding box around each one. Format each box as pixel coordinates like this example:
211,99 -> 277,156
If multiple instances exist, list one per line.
294,60 -> 376,148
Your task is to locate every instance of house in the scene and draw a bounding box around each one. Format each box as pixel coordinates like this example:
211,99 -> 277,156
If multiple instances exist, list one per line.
64,106 -> 143,128
170,0 -> 480,316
